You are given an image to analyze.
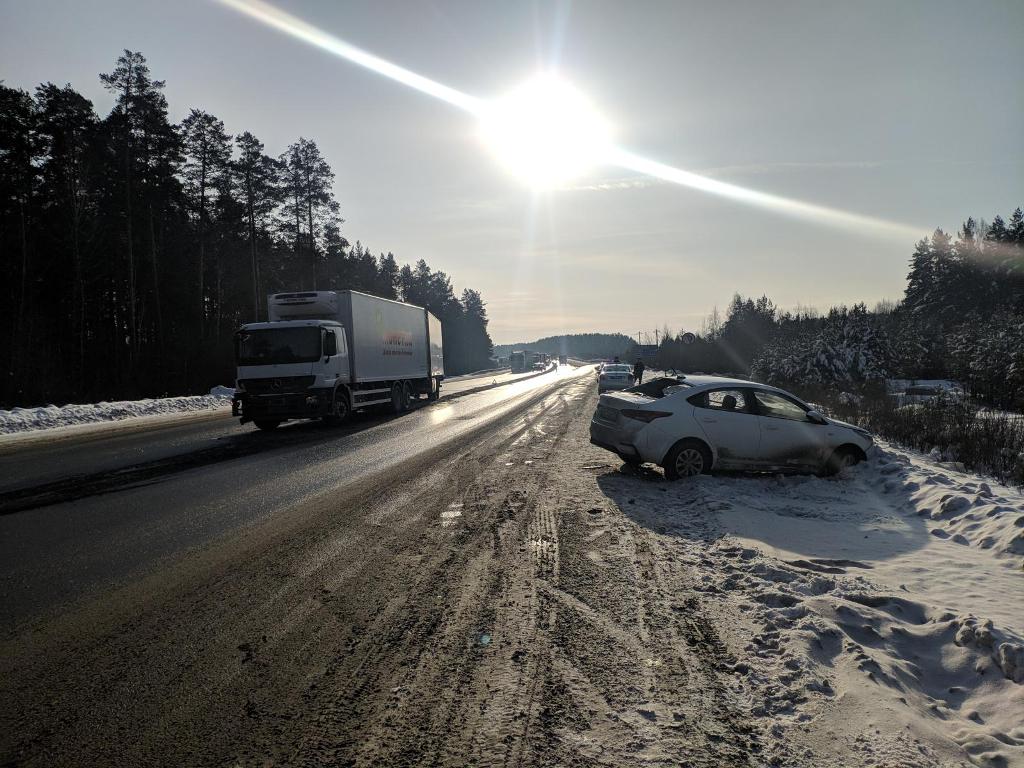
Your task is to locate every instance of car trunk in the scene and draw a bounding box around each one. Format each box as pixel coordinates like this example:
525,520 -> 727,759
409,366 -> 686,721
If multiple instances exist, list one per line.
594,391 -> 652,424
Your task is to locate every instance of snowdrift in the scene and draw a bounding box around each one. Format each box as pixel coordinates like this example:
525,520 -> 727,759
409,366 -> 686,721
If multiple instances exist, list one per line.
0,388 -> 234,435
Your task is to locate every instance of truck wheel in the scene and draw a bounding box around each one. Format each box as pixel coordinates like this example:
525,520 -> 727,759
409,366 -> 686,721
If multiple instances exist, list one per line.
391,383 -> 404,414
428,377 -> 440,402
400,382 -> 412,411
323,388 -> 350,426
254,419 -> 280,431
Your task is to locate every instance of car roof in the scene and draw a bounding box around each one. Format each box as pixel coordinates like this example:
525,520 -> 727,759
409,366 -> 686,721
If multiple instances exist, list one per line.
681,375 -> 755,389
681,375 -> 805,400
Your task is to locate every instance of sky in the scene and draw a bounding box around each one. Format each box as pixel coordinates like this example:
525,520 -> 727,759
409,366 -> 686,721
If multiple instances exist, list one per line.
2,0 -> 1022,344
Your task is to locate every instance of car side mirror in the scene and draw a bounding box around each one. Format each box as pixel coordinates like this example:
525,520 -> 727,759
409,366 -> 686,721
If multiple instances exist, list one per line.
807,409 -> 827,425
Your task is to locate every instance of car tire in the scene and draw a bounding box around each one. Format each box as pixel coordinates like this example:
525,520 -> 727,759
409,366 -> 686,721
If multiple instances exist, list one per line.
401,382 -> 412,411
391,383 -> 404,414
824,446 -> 862,476
663,440 -> 711,480
254,419 -> 280,431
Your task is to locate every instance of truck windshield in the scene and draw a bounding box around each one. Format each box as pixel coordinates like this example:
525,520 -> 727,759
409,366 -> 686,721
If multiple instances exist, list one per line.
236,327 -> 322,365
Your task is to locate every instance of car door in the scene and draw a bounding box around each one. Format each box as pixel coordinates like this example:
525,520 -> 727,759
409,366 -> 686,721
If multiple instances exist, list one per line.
751,389 -> 830,469
688,388 -> 761,468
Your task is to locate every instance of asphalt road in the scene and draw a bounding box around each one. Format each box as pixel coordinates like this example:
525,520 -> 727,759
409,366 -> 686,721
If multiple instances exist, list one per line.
0,364 -> 576,628
1,363 -> 760,768
0,366 -> 545,495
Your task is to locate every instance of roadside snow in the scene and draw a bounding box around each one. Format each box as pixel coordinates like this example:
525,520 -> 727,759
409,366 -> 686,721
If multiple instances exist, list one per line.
597,441 -> 1024,767
0,387 -> 234,435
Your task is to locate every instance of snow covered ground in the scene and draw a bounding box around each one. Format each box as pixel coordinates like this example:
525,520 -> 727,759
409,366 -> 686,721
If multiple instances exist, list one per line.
595,440 -> 1024,767
0,387 -> 234,435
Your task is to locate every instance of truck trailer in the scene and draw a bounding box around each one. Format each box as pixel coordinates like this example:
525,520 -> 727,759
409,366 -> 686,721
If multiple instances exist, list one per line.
232,290 -> 444,430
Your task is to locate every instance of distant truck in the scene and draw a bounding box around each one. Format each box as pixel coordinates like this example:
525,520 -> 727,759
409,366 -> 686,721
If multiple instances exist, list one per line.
232,290 -> 444,430
510,350 -> 529,373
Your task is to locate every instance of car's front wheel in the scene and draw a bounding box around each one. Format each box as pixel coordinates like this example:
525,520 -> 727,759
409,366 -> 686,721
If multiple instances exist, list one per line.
824,446 -> 862,476
663,440 -> 712,480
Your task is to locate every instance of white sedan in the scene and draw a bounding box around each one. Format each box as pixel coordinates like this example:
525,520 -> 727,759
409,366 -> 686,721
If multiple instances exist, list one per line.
590,375 -> 873,479
597,363 -> 635,392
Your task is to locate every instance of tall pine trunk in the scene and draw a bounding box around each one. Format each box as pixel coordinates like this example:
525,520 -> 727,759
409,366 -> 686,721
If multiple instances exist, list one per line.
197,155 -> 207,339
246,174 -> 260,320
148,203 -> 162,345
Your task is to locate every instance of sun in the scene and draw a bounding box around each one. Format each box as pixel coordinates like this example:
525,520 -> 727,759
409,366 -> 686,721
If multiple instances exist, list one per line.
479,74 -> 612,189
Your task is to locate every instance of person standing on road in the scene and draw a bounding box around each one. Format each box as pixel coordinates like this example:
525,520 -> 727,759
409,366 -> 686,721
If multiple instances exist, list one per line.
633,359 -> 646,385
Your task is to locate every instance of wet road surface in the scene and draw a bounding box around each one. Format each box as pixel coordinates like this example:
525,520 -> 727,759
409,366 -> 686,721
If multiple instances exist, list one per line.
1,364 -> 761,768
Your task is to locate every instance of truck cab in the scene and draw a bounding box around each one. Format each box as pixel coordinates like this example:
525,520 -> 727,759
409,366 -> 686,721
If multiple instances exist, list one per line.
233,319 -> 349,429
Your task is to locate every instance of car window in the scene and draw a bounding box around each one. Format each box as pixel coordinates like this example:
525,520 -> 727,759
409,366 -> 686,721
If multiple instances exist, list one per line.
688,388 -> 751,413
753,390 -> 810,421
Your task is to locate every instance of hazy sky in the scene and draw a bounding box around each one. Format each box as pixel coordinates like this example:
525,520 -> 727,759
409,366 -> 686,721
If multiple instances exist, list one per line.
2,0 -> 1022,343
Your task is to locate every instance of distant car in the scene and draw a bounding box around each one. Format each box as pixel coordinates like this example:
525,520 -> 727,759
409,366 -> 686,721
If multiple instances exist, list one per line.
598,363 -> 635,392
890,385 -> 963,407
590,375 -> 873,479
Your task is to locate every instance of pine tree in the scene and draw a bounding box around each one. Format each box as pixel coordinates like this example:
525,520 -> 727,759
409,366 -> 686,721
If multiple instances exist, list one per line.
100,50 -> 169,361
180,109 -> 231,334
33,83 -> 99,385
279,138 -> 339,289
234,131 -> 282,319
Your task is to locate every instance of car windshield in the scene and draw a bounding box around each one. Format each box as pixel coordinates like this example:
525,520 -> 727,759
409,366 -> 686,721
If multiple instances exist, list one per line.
604,365 -> 631,372
236,327 -> 322,365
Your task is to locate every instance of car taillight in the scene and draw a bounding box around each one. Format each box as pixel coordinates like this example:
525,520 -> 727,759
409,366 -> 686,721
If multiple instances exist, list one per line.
621,409 -> 671,423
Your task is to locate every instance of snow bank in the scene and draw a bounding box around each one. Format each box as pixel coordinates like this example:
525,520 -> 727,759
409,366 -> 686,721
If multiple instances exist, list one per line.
610,442 -> 1024,766
0,387 -> 234,435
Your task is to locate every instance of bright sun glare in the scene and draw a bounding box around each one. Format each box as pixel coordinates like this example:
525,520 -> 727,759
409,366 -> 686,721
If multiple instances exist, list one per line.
218,0 -> 925,240
479,75 -> 612,189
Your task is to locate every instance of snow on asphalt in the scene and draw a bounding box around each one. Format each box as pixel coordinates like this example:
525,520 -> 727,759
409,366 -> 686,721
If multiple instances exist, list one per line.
0,387 -> 234,435
610,442 -> 1024,766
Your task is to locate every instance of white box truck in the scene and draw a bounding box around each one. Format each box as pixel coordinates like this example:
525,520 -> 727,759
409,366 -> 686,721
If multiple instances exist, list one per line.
232,290 -> 444,430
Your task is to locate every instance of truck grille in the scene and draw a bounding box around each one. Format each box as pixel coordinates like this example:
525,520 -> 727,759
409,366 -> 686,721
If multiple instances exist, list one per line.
240,376 -> 315,395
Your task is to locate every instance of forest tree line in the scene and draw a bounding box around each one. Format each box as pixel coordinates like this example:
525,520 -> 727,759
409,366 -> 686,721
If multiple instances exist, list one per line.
0,50 -> 494,408
656,207 -> 1024,409
493,333 -> 638,361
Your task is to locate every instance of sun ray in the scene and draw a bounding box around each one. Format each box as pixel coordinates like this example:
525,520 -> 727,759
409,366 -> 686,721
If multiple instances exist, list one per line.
216,0 -> 927,242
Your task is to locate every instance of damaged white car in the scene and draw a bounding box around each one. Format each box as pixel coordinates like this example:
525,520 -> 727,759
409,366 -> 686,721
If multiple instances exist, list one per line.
590,375 -> 873,479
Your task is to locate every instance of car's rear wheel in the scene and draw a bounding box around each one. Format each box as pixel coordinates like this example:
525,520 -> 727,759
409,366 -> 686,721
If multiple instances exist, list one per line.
825,446 -> 862,476
663,440 -> 711,480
